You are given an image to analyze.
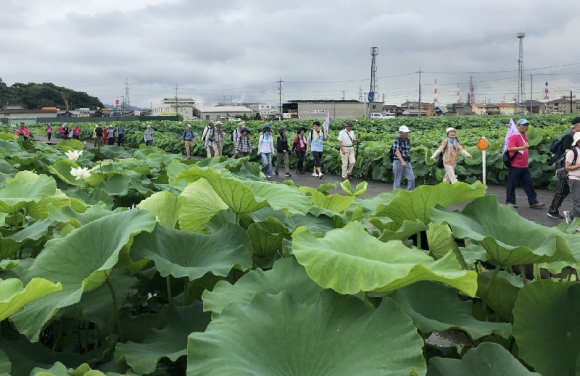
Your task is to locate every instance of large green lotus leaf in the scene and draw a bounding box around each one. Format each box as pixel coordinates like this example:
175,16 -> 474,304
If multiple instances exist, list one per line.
26,189 -> 72,220
176,166 -> 269,214
178,179 -> 228,232
130,223 -> 252,280
48,159 -> 85,186
98,146 -> 134,160
426,223 -> 467,269
11,210 -> 157,341
299,186 -> 353,213
391,281 -> 511,340
115,303 -> 210,375
137,191 -> 183,228
340,180 -> 368,197
243,180 -> 312,215
427,343 -> 540,376
64,187 -> 114,209
293,222 -> 477,296
0,349 -> 9,375
57,139 -> 84,151
188,291 -> 427,376
477,270 -> 523,322
0,278 -> 61,321
29,362 -> 69,376
203,257 -> 323,318
96,174 -> 132,196
378,220 -> 428,242
0,219 -> 56,259
431,195 -> 579,265
512,280 -> 580,376
375,181 -> 486,224
11,150 -> 42,166
285,213 -> 336,233
247,220 -> 286,258
47,205 -> 116,228
0,171 -> 57,214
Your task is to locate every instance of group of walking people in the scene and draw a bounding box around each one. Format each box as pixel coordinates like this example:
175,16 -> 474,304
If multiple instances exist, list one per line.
91,124 -> 126,147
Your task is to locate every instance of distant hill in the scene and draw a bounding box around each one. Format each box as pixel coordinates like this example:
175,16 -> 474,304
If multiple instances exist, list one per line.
0,78 -> 104,110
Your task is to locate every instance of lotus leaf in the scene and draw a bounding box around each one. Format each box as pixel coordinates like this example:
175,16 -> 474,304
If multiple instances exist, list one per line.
0,278 -> 62,321
375,181 -> 486,224
292,222 -> 477,296
11,210 -> 157,341
340,180 -> 368,197
0,349 -> 9,375
188,291 -> 427,376
427,343 -> 540,376
0,171 -> 57,214
137,191 -> 183,228
178,179 -> 228,232
391,281 -> 511,340
430,195 -> 579,265
130,223 -> 252,280
512,280 -> 580,376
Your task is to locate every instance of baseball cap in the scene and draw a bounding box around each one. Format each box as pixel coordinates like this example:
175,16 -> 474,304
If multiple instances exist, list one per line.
345,121 -> 354,127
186,124 -> 191,128
399,125 -> 411,133
517,118 -> 530,125
572,117 -> 580,126
573,132 -> 580,146
215,121 -> 223,125
446,127 -> 456,134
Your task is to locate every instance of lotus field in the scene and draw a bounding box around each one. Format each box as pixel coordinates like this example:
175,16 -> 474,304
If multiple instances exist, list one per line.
0,115 -> 578,375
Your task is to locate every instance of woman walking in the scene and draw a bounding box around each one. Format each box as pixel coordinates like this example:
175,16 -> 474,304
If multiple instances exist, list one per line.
430,127 -> 472,183
144,124 -> 154,146
292,127 -> 308,174
46,125 -> 52,141
308,121 -> 327,178
257,124 -> 274,179
275,128 -> 291,177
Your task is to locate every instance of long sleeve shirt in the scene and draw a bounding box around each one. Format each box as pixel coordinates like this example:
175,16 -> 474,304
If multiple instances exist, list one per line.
431,138 -> 471,165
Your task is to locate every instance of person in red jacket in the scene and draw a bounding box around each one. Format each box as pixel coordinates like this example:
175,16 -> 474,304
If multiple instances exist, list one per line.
14,123 -> 31,141
46,125 -> 53,141
72,125 -> 81,140
292,126 -> 308,174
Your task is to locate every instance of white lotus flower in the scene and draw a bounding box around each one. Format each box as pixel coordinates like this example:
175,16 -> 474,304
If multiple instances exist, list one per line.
65,150 -> 83,161
70,167 -> 91,180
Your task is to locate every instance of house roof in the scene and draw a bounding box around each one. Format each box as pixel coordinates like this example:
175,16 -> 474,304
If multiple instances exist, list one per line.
497,103 -> 515,108
194,105 -> 253,113
162,98 -> 195,102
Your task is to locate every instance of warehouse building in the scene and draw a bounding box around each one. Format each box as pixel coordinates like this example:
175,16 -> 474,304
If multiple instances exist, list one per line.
192,105 -> 253,121
282,100 -> 384,120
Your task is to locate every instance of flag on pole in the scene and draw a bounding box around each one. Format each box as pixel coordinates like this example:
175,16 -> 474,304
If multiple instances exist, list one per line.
323,112 -> 330,133
503,118 -> 519,152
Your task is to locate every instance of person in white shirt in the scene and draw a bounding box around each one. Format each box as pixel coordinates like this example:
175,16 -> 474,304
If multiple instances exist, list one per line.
563,132 -> 580,226
337,121 -> 359,179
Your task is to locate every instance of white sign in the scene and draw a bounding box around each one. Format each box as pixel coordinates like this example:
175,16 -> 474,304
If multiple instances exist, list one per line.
259,104 -> 274,115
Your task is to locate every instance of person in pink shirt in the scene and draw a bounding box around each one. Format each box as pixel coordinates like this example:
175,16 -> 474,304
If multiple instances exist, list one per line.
505,118 -> 544,209
14,123 -> 31,140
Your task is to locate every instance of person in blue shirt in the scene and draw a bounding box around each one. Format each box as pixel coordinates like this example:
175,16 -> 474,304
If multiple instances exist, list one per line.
182,124 -> 195,159
308,121 -> 328,178
116,125 -> 125,146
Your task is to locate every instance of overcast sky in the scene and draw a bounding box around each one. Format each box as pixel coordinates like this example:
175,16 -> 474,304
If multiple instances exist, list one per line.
3,0 -> 580,108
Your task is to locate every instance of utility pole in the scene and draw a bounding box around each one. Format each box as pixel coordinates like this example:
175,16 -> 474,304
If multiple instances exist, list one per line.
369,47 -> 379,116
530,74 -> 533,113
417,68 -> 423,117
517,32 -> 526,113
277,79 -> 283,121
571,90 -> 574,114
125,78 -> 130,109
175,85 -> 179,117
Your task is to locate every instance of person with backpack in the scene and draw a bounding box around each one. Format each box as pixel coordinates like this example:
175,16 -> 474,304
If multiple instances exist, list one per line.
275,128 -> 291,177
45,125 -> 52,141
391,125 -> 415,190
231,122 -> 245,155
308,121 -> 328,178
547,117 -> 580,219
72,125 -> 81,140
106,125 -> 115,146
292,126 -> 308,174
505,119 -> 544,209
58,124 -> 64,139
235,127 -> 252,158
257,124 -> 275,178
202,121 -> 217,158
563,132 -> 580,226
116,124 -> 125,146
214,121 -> 224,156
144,124 -> 154,146
429,127 -> 472,184
182,124 -> 195,160
94,124 -> 103,147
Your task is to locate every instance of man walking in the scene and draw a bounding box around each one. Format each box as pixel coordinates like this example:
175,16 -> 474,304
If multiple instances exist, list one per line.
547,117 -> 580,219
214,121 -> 224,156
116,124 -> 125,146
182,124 -> 195,159
338,121 -> 358,180
505,118 -> 545,209
232,122 -> 245,155
202,121 -> 217,158
94,124 -> 103,147
392,125 -> 415,190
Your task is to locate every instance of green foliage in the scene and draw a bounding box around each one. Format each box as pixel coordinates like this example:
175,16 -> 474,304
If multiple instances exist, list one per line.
0,135 -> 578,375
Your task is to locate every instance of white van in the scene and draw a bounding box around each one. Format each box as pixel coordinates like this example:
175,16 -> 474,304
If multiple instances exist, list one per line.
370,113 -> 383,119
382,113 -> 396,119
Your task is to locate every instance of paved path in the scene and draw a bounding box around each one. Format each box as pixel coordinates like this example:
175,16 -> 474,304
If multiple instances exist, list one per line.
32,135 -> 566,228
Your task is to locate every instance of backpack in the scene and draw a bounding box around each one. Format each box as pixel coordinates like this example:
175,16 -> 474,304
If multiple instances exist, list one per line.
201,126 -> 209,142
389,145 -> 395,162
556,148 -> 578,179
502,149 -> 518,167
550,139 -> 565,164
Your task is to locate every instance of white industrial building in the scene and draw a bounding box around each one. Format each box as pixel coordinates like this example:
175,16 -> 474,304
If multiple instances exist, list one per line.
192,105 -> 254,121
152,98 -> 196,120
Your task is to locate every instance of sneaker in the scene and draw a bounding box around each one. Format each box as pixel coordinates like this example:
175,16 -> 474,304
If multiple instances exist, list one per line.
564,211 -> 572,224
285,173 -> 291,177
319,173 -> 324,179
547,211 -> 565,220
266,175 -> 272,179
529,202 -> 545,209
312,172 -> 319,177
507,203 -> 518,208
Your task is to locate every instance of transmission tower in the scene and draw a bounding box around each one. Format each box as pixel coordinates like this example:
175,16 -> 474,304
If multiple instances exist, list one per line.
517,32 -> 526,113
125,78 -> 130,109
469,76 -> 475,104
369,47 -> 378,102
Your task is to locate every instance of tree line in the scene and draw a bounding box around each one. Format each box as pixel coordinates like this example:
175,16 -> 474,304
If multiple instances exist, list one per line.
0,78 -> 104,110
